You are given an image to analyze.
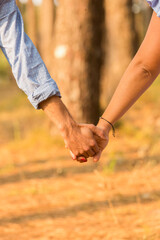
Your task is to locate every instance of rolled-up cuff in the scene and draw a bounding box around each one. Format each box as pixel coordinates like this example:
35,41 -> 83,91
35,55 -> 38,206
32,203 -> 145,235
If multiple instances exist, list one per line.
146,0 -> 160,17
28,79 -> 61,109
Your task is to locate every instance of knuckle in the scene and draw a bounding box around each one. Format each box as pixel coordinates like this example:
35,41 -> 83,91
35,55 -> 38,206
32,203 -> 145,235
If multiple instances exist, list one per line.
79,150 -> 84,155
90,141 -> 96,147
84,147 -> 90,152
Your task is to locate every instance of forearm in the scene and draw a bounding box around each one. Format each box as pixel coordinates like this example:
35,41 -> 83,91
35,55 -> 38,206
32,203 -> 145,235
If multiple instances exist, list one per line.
99,58 -> 157,130
98,12 -> 160,132
39,96 -> 77,136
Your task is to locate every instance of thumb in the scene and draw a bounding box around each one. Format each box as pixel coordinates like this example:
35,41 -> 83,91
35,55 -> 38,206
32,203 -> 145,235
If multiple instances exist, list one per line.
93,151 -> 102,162
69,150 -> 87,162
69,151 -> 88,163
86,124 -> 106,138
69,150 -> 77,160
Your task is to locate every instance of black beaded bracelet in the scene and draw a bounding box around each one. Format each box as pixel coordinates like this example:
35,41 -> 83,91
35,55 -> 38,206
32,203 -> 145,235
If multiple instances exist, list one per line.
99,117 -> 115,137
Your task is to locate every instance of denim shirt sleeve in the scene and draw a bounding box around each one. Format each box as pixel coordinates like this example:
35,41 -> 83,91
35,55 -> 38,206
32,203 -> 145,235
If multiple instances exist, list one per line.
0,0 -> 61,109
146,0 -> 160,17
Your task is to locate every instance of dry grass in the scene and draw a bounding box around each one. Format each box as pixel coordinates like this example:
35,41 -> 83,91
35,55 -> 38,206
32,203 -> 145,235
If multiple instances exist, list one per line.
0,79 -> 160,240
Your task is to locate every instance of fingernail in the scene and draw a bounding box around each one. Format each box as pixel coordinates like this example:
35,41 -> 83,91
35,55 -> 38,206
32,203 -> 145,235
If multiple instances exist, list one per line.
81,158 -> 87,162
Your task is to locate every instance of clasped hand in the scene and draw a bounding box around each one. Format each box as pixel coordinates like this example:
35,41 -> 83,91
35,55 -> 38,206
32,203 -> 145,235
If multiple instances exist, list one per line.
62,123 -> 110,163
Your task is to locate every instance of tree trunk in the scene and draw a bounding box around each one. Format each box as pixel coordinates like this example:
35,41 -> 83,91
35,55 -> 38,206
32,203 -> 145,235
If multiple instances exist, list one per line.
103,0 -> 137,103
39,0 -> 54,70
53,0 -> 105,124
26,0 -> 37,46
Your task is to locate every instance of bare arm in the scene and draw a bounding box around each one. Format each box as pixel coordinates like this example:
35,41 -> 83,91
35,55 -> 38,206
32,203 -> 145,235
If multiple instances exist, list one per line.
68,12 -> 160,162
98,12 -> 160,132
84,12 -> 160,162
40,97 -> 101,161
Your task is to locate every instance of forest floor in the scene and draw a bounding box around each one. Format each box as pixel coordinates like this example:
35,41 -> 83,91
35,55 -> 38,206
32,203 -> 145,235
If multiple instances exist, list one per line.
0,79 -> 160,240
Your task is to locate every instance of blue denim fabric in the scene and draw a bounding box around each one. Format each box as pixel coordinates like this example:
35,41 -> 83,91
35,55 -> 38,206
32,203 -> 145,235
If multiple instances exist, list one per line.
0,0 -> 61,109
146,0 -> 160,17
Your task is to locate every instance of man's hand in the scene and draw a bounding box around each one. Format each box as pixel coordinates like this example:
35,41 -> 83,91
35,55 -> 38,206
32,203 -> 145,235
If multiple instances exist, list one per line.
70,123 -> 110,163
62,123 -> 100,160
40,96 -> 101,160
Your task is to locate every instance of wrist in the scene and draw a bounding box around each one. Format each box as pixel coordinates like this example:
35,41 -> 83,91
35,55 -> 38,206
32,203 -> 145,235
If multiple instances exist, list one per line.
97,118 -> 112,135
40,96 -> 78,136
59,116 -> 78,138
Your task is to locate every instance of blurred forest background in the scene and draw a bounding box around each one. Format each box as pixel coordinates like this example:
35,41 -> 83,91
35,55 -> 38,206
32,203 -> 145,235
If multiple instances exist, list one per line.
1,1 -> 160,240
0,0 -> 152,123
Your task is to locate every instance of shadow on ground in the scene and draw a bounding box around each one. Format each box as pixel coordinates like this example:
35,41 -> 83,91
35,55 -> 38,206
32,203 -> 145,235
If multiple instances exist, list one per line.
0,154 -> 160,185
0,164 -> 99,185
0,189 -> 160,225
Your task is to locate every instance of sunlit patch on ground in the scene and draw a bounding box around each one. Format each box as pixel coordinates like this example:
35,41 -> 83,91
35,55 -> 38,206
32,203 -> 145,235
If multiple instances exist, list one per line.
0,79 -> 160,239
